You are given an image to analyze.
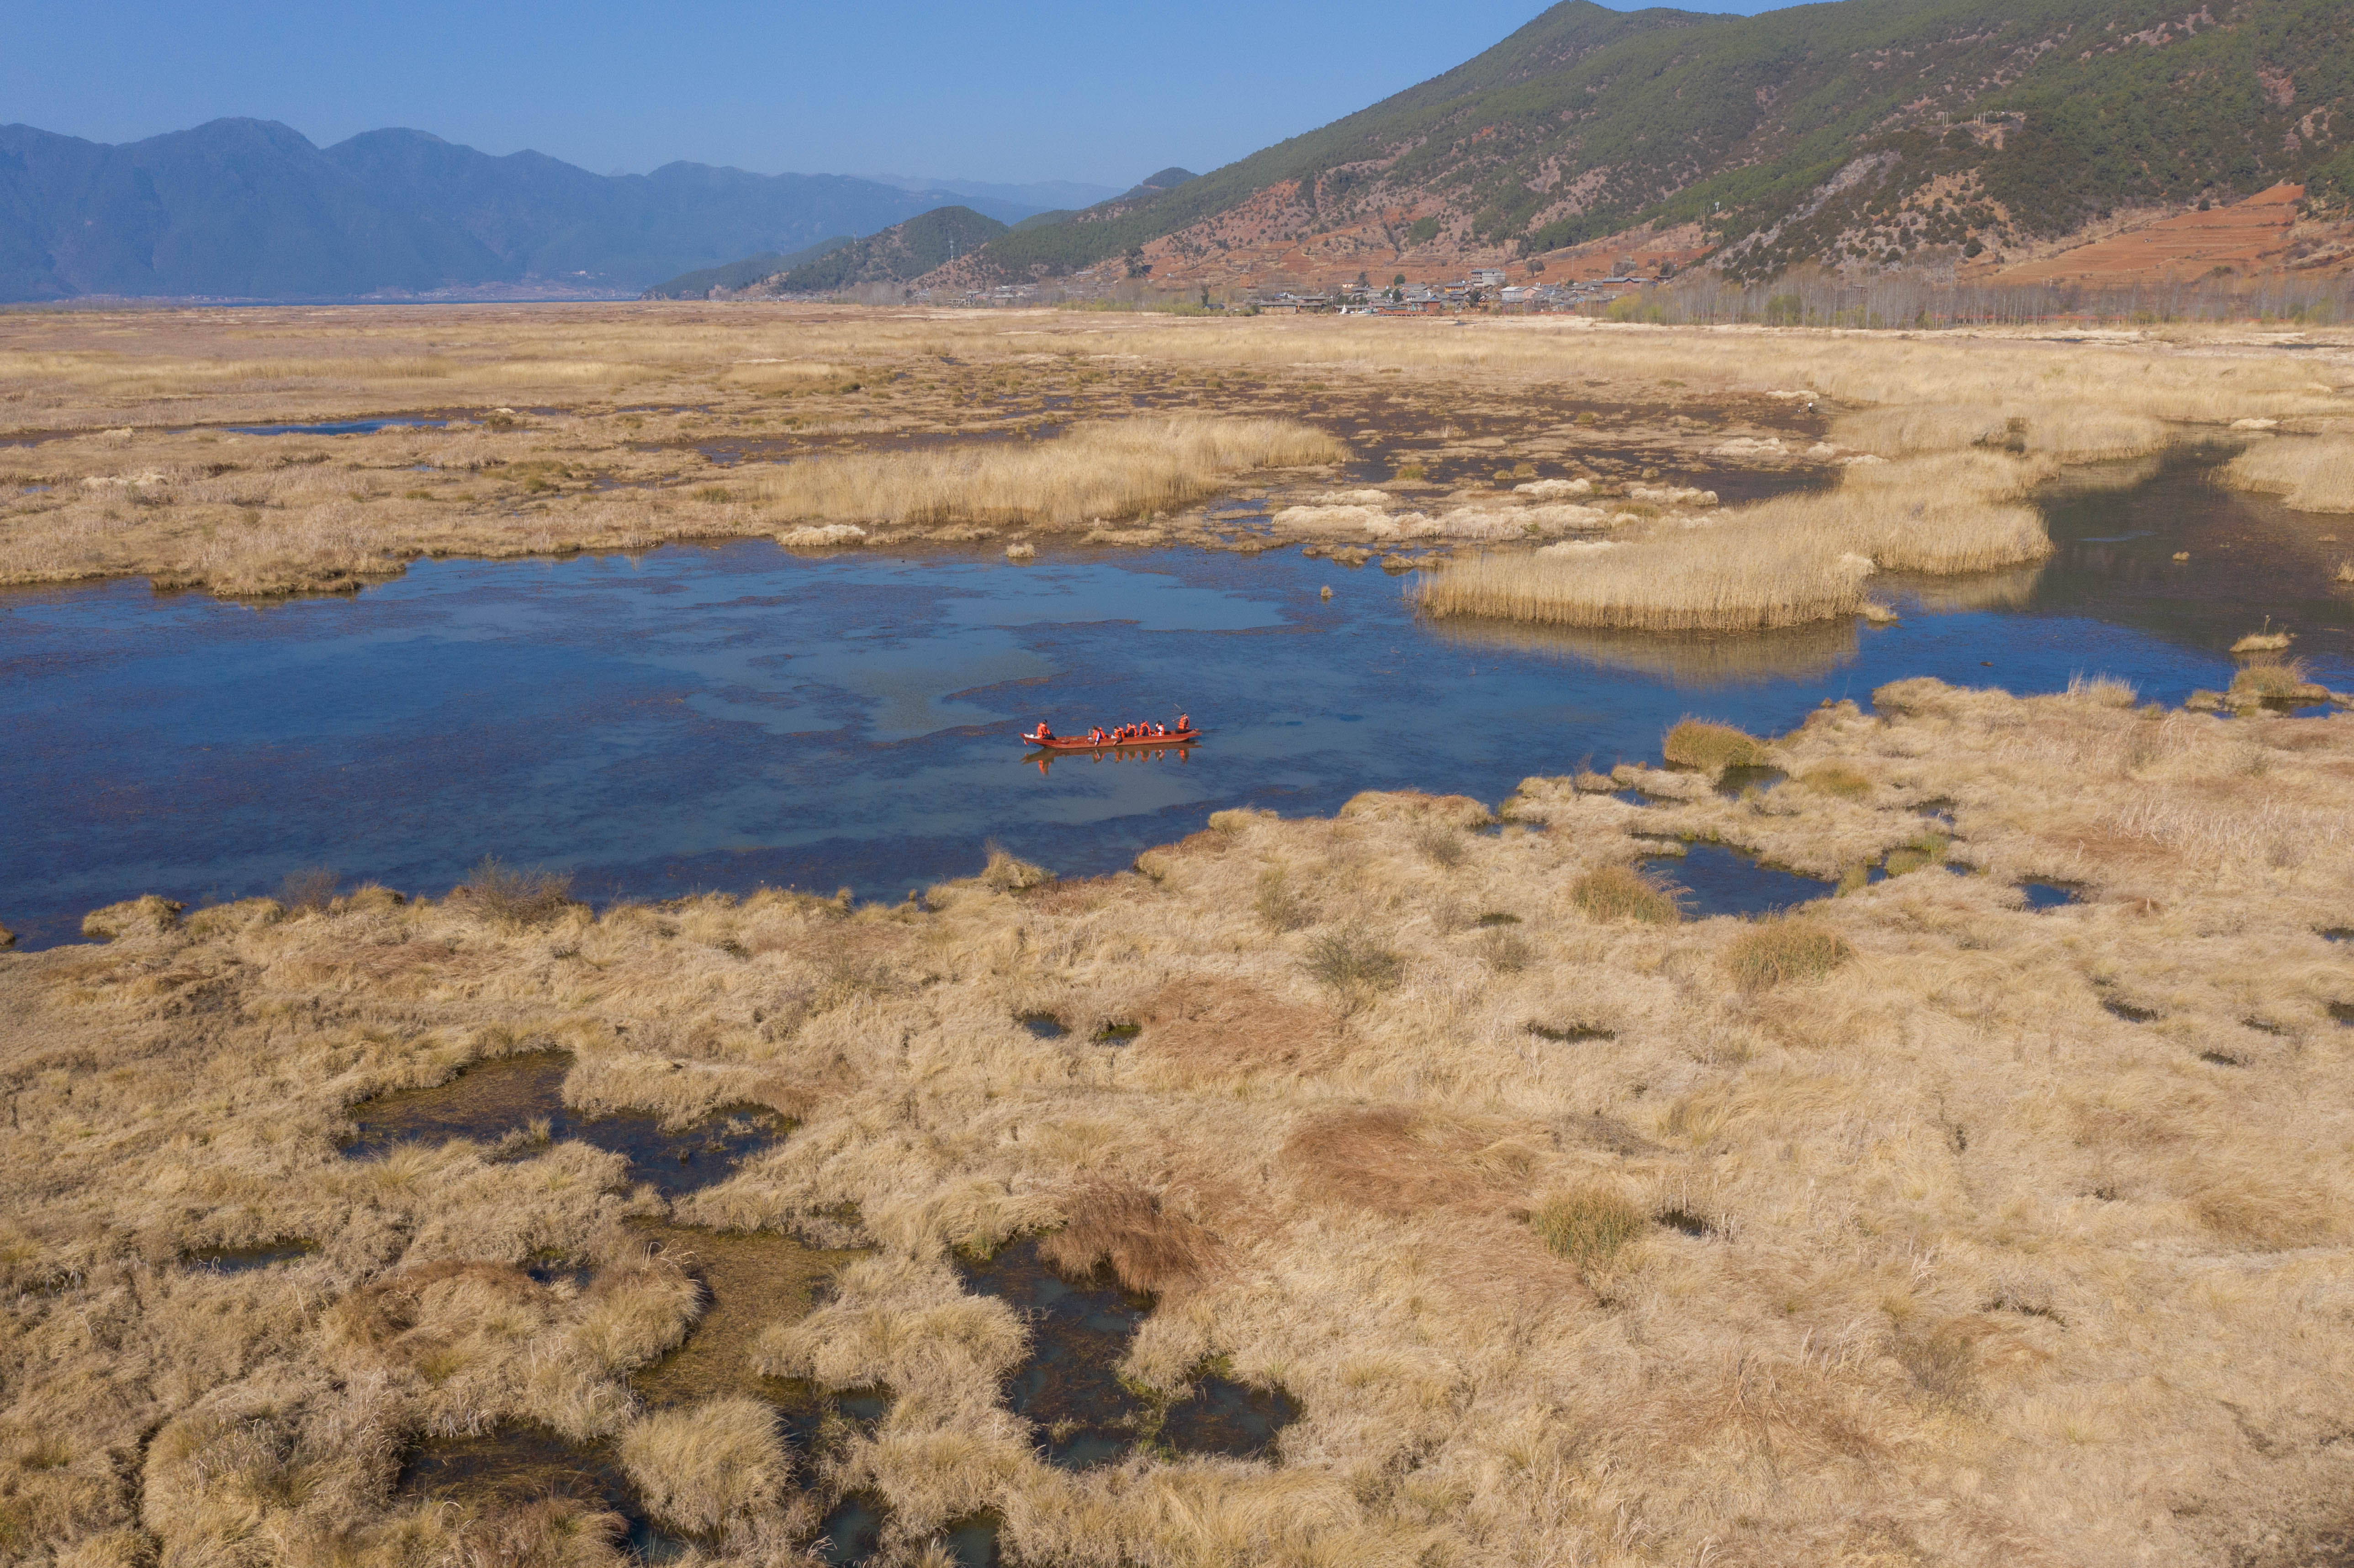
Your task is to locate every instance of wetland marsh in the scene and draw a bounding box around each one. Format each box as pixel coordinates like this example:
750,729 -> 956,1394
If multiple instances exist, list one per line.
6,305 -> 2354,1568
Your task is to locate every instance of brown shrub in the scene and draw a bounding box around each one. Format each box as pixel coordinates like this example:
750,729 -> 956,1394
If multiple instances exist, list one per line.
1662,720 -> 1766,773
1141,981 -> 1338,1076
1301,924 -> 1405,994
1283,1107 -> 1484,1215
1725,918 -> 1854,990
1035,1179 -> 1221,1294
1254,867 -> 1311,932
1572,864 -> 1681,924
455,857 -> 577,926
277,866 -> 340,913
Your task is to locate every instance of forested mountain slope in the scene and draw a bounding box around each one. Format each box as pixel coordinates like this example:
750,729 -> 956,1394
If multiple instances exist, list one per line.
938,0 -> 2354,287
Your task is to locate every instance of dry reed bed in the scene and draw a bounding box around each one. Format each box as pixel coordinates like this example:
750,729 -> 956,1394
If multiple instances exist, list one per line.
750,416 -> 1343,533
5,685 -> 2354,1567
2223,434 -> 2354,512
1418,450 -> 2054,631
5,305 -> 2353,597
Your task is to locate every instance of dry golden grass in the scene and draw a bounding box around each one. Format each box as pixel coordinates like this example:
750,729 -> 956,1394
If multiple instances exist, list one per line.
1723,916 -> 1857,990
1570,864 -> 1682,925
4,303 -> 2346,603
1530,1185 -> 1648,1283
8,682 -> 2354,1564
751,415 -> 1341,531
1661,719 -> 1767,773
1416,449 -> 2053,632
1799,759 -> 1873,798
2223,435 -> 2354,513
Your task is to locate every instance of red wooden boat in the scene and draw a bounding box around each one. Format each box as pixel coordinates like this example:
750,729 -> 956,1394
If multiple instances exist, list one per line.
1022,723 -> 1200,752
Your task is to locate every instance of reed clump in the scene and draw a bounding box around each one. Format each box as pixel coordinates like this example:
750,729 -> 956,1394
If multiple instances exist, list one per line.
1799,760 -> 1871,798
1571,864 -> 1681,924
1530,1185 -> 1647,1281
2221,436 -> 2354,513
1662,720 -> 1767,773
1725,917 -> 1855,989
1416,450 -> 2051,634
753,416 -> 1341,531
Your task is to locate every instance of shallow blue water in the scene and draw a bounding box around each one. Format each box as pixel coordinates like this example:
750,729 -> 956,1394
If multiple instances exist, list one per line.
1,459 -> 2344,949
223,417 -> 450,436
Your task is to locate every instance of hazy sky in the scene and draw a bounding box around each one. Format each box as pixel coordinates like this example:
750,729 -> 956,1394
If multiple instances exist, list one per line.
5,0 -> 1814,187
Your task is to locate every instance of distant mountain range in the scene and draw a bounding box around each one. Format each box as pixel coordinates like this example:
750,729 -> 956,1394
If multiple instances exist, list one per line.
927,0 -> 2354,290
867,174 -> 1122,211
0,120 -> 1055,301
646,179 -> 1201,300
645,207 -> 1013,300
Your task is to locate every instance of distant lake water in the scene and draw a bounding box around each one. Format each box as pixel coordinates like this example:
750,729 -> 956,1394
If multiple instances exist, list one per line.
4,454 -> 2346,948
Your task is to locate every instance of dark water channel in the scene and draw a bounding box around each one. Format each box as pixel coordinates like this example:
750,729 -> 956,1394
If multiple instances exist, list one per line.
1641,841 -> 1835,918
394,1425 -> 686,1563
354,1055 -> 936,1561
343,1051 -> 782,1197
2,453 -> 2348,948
962,1239 -> 1297,1469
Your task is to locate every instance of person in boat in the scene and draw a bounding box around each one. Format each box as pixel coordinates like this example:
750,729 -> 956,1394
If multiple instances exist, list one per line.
1036,723 -> 1053,743
1177,713 -> 1190,734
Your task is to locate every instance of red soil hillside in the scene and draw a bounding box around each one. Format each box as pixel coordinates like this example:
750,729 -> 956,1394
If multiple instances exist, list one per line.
1989,184 -> 2354,286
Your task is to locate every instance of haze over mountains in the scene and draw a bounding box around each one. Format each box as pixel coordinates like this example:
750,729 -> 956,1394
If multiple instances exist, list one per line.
0,120 -> 1055,302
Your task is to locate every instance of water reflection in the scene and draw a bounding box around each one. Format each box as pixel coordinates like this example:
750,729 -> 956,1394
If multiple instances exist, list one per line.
395,1425 -> 687,1563
1431,614 -> 1863,686
1643,842 -> 1836,919
1026,743 -> 1197,777
958,1239 -> 1296,1469
183,1241 -> 318,1274
963,1240 -> 1153,1469
4,464 -> 2344,950
343,1051 -> 783,1198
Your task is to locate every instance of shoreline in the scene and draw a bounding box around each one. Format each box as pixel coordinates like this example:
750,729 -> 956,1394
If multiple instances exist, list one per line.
7,679 -> 2353,1564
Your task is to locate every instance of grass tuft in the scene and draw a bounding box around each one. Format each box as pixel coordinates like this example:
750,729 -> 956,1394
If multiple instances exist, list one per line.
1663,720 -> 1767,773
1725,918 -> 1854,990
2231,658 -> 2323,703
979,845 -> 1054,892
1413,824 -> 1467,868
1572,864 -> 1681,925
1798,761 -> 1871,798
1302,924 -> 1404,994
1532,1186 -> 1647,1280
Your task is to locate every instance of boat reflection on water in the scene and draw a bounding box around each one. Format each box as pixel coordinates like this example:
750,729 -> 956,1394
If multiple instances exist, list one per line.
1026,744 -> 1196,777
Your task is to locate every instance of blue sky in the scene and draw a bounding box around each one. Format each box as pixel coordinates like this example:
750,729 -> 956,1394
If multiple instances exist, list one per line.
4,0 -> 1813,188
